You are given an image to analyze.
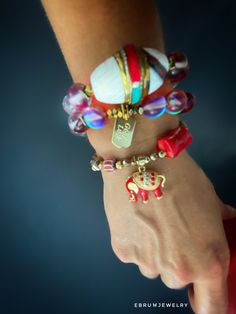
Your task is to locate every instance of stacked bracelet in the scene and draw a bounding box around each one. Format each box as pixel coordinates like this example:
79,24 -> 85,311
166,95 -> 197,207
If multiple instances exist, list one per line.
91,122 -> 192,203
62,44 -> 194,148
59,44 -> 195,203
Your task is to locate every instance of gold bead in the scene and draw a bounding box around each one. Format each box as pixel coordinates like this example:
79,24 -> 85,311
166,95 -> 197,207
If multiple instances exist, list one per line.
150,153 -> 158,160
158,151 -> 166,158
115,161 -> 123,170
136,156 -> 147,166
122,159 -> 131,167
90,159 -> 102,171
138,107 -> 144,115
112,108 -> 117,114
118,110 -> 123,118
107,109 -> 112,118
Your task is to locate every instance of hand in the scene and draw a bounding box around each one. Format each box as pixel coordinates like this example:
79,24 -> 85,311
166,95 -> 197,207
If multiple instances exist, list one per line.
100,147 -> 236,314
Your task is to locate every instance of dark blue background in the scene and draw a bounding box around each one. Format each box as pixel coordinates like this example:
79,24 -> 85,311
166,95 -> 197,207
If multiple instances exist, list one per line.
0,1 -> 235,313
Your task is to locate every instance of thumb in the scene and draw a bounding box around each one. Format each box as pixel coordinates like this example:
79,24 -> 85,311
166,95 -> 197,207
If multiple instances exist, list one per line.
221,204 -> 236,220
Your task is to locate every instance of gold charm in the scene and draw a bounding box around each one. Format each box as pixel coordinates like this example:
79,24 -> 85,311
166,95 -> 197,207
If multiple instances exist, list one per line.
112,116 -> 136,148
125,167 -> 166,203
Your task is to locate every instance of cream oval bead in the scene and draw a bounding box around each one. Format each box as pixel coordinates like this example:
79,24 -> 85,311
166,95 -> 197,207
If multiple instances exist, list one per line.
90,48 -> 170,105
90,56 -> 125,104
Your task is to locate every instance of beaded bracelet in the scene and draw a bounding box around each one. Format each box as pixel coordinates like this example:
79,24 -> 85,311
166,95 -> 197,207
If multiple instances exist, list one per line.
62,44 -> 192,148
91,122 -> 192,203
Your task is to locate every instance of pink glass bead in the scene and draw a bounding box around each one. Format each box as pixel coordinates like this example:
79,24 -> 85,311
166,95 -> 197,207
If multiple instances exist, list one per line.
167,51 -> 189,84
181,92 -> 196,114
68,116 -> 87,136
143,96 -> 167,118
83,107 -> 106,129
166,90 -> 188,115
63,83 -> 89,117
103,160 -> 115,172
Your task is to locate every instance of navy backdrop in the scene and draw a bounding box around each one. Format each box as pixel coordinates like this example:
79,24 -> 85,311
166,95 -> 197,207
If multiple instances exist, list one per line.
0,1 -> 235,313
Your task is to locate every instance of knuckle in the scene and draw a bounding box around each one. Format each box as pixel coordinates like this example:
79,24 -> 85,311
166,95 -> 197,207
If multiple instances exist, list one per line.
165,261 -> 193,284
208,259 -> 227,279
111,239 -> 133,263
207,244 -> 230,279
140,265 -> 159,279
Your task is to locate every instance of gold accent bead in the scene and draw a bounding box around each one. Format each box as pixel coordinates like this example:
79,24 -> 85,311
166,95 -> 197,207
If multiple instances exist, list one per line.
115,161 -> 123,170
107,109 -> 112,117
138,107 -> 144,115
112,108 -> 117,114
90,159 -> 102,171
158,151 -> 166,158
150,153 -> 158,160
84,85 -> 93,97
136,156 -> 147,166
122,159 -> 131,167
117,110 -> 123,118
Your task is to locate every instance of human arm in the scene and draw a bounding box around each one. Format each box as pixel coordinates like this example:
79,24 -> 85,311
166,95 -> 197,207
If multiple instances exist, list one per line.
41,1 -> 236,312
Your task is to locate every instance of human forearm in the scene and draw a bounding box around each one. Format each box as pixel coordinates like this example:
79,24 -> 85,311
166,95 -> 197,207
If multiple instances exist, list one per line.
42,0 -> 178,158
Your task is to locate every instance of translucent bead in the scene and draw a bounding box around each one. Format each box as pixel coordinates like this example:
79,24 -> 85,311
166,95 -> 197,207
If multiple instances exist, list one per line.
143,96 -> 167,118
68,116 -> 87,136
166,90 -> 188,115
167,52 -> 189,84
181,92 -> 196,114
83,107 -> 107,129
63,83 -> 89,117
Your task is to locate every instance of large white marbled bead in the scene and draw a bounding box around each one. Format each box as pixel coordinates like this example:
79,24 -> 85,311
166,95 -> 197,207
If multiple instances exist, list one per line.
90,48 -> 169,105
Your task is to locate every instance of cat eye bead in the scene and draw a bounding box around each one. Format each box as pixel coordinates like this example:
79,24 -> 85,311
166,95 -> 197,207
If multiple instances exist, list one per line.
63,83 -> 90,117
167,51 -> 189,84
83,107 -> 107,129
166,90 -> 188,115
143,96 -> 167,118
68,116 -> 87,136
181,92 -> 196,114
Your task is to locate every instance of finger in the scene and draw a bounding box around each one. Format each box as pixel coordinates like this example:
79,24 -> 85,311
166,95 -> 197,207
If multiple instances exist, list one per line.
187,285 -> 197,313
191,277 -> 228,314
160,272 -> 189,290
138,265 -> 160,279
221,204 -> 236,220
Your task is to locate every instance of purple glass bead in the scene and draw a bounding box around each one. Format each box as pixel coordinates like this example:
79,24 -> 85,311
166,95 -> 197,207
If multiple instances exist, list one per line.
63,83 -> 89,117
143,96 -> 167,118
83,107 -> 106,129
167,51 -> 189,84
166,90 -> 188,115
181,92 -> 196,114
68,116 -> 87,136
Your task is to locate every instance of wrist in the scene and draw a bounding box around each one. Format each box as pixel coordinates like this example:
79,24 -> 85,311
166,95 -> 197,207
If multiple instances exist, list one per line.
87,113 -> 179,159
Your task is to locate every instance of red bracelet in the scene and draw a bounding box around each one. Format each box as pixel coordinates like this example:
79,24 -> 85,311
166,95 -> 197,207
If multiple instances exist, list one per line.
91,121 -> 192,203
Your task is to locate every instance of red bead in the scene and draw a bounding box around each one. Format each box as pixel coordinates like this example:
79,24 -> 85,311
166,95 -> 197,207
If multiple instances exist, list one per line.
167,51 -> 189,84
63,83 -> 89,117
68,116 -> 87,136
157,123 -> 192,158
166,90 -> 188,114
181,92 -> 196,114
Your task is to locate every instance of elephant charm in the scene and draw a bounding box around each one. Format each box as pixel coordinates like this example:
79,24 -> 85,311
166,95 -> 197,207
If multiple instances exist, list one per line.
125,169 -> 166,203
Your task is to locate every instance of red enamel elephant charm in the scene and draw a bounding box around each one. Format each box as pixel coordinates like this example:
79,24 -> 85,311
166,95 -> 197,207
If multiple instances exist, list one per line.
125,170 -> 166,203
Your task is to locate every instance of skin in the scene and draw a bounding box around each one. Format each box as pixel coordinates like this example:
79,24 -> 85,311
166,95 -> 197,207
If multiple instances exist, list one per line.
41,0 -> 236,313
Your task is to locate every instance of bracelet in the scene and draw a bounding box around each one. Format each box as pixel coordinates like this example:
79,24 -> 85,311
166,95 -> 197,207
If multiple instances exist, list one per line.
106,90 -> 195,120
62,44 -> 192,148
91,122 -> 192,203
